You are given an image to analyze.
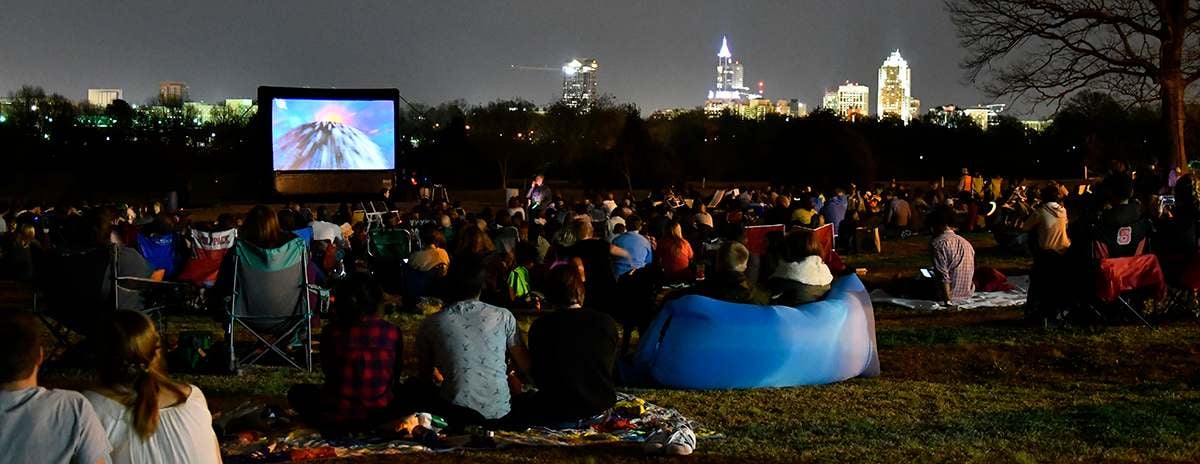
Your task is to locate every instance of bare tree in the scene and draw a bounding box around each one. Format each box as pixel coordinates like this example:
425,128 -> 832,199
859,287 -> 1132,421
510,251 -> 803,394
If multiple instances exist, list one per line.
946,0 -> 1200,170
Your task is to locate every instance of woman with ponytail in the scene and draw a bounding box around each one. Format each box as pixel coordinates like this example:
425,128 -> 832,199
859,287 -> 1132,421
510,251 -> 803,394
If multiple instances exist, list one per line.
84,310 -> 221,463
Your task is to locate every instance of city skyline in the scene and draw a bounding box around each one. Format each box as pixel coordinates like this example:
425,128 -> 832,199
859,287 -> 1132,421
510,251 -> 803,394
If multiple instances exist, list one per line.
0,0 -> 1016,115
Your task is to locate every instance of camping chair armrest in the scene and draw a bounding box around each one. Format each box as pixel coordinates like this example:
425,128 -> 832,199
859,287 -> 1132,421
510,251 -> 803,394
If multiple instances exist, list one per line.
116,277 -> 191,291
307,284 -> 331,314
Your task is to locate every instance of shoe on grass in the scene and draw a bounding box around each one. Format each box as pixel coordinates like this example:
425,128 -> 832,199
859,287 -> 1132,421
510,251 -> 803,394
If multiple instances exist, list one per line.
643,423 -> 696,456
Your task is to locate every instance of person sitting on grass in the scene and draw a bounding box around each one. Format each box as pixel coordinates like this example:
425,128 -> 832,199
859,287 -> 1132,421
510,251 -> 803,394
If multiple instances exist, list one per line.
693,241 -> 767,304
84,310 -> 221,464
414,260 -> 531,425
515,265 -> 619,426
0,312 -> 112,464
507,242 -> 539,307
288,277 -> 403,432
656,220 -> 694,281
563,219 -> 630,309
927,205 -> 976,303
409,224 -> 450,276
791,196 -> 824,228
612,215 -> 653,279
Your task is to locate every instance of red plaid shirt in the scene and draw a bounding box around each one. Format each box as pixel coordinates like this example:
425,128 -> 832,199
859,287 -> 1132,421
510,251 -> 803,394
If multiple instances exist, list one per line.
319,316 -> 402,423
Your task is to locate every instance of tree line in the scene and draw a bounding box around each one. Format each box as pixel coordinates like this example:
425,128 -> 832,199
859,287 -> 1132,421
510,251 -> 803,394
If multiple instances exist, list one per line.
1,85 -> 1197,202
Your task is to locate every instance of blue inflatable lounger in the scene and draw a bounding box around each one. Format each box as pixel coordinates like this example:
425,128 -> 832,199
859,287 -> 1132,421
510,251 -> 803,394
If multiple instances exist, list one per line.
629,274 -> 880,389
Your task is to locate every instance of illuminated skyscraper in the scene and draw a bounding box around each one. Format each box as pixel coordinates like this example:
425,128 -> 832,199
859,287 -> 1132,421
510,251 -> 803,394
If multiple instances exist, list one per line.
561,58 -> 599,109
158,81 -> 188,106
715,36 -> 748,93
824,82 -> 869,120
706,36 -> 759,115
87,89 -> 122,108
877,50 -> 912,123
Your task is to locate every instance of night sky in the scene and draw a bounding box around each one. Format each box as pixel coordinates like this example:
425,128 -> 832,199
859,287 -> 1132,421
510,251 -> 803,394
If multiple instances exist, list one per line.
0,0 -> 1010,115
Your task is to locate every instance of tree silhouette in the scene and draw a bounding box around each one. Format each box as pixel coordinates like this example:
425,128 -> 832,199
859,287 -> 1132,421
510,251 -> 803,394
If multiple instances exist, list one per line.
946,0 -> 1200,170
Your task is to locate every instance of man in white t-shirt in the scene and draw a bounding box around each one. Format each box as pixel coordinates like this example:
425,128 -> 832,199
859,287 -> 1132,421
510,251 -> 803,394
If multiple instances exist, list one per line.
0,313 -> 111,464
307,207 -> 345,245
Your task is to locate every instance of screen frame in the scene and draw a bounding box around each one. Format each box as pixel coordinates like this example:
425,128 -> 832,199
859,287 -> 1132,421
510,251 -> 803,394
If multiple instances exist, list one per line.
259,86 -> 400,174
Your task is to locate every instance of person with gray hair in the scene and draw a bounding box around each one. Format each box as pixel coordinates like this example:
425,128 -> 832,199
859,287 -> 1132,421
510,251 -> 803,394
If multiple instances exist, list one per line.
690,241 -> 767,304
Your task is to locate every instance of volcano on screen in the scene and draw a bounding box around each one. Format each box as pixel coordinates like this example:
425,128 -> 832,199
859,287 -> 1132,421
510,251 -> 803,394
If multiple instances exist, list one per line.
271,98 -> 396,171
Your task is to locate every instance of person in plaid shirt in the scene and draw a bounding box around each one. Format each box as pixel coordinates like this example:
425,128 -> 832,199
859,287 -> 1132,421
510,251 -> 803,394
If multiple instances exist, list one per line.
288,277 -> 403,430
928,206 -> 976,302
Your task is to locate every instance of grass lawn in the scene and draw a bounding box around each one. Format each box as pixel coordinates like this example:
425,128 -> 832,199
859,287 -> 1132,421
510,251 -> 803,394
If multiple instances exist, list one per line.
32,233 -> 1200,463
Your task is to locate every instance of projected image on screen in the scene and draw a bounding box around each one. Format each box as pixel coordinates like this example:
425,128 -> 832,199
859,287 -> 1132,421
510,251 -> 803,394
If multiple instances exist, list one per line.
271,98 -> 395,171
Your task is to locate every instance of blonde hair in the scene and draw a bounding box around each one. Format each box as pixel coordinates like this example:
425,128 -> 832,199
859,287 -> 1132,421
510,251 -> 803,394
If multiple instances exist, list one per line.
94,311 -> 187,439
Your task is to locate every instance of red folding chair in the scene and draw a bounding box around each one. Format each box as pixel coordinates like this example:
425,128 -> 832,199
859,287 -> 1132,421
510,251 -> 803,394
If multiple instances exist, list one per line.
1091,220 -> 1163,328
179,228 -> 237,287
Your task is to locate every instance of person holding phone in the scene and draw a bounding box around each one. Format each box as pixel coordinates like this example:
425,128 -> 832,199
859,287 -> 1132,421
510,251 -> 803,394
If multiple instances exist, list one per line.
927,206 -> 976,303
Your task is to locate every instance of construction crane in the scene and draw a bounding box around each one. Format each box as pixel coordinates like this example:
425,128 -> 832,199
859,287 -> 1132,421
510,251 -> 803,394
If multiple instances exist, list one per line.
510,64 -> 561,72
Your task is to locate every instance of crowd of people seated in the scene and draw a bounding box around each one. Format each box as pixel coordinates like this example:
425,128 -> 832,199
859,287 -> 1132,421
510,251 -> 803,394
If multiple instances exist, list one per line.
4,162 -> 1200,461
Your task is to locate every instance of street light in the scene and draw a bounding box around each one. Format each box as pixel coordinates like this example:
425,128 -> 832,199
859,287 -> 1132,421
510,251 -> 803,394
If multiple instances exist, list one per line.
30,104 -> 38,112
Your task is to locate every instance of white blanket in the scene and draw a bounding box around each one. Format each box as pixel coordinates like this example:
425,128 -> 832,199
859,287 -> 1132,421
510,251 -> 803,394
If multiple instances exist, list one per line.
869,276 -> 1029,311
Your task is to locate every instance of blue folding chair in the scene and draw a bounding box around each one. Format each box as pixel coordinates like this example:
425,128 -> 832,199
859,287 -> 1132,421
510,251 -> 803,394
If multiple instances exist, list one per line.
137,233 -> 179,279
291,226 -> 314,248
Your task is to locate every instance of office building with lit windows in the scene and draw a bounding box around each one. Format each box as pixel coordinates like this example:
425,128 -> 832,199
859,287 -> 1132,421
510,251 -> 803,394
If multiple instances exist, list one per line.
877,50 -> 912,123
705,36 -> 764,115
158,81 -> 188,106
822,82 -> 869,120
561,58 -> 599,109
87,88 -> 122,108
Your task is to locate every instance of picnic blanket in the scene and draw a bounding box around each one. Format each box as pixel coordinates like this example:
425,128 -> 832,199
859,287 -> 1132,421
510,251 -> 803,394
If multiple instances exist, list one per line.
869,275 -> 1029,311
220,393 -> 715,462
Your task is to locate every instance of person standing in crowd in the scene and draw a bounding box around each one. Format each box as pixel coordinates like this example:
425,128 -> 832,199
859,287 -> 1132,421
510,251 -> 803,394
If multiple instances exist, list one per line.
820,188 -> 848,236
84,310 -> 221,463
884,190 -> 912,234
526,175 -> 550,211
1023,185 -> 1073,320
928,206 -> 976,302
0,312 -> 112,464
957,168 -> 973,193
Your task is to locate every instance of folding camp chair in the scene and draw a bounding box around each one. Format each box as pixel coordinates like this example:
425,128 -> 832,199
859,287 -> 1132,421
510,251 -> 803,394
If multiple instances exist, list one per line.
1090,220 -> 1163,328
34,245 -> 172,353
136,232 -> 180,279
178,228 -> 237,288
291,226 -> 314,248
112,244 -> 182,332
226,237 -> 327,371
360,202 -> 386,230
367,228 -> 415,294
